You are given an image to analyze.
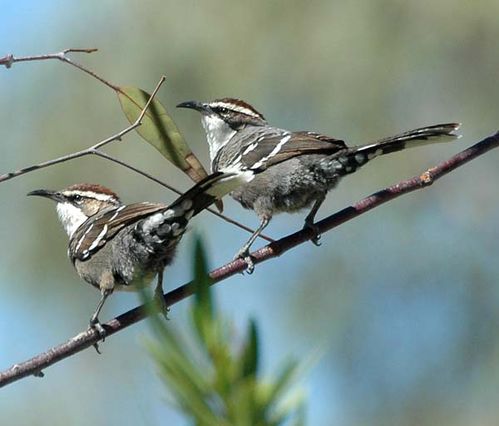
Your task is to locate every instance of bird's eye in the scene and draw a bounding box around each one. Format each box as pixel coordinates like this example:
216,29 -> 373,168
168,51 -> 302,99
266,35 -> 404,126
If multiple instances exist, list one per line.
72,194 -> 83,203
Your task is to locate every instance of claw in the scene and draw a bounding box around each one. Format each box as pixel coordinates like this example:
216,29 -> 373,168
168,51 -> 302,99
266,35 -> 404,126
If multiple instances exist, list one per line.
155,293 -> 170,320
233,249 -> 255,274
304,221 -> 322,246
232,217 -> 269,274
162,308 -> 171,320
90,319 -> 106,338
154,270 -> 170,320
243,256 -> 255,274
303,196 -> 325,246
89,319 -> 106,353
311,233 -> 322,247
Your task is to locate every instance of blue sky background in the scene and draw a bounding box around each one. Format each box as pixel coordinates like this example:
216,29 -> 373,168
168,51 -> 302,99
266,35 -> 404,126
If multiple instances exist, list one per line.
1,1 -> 499,425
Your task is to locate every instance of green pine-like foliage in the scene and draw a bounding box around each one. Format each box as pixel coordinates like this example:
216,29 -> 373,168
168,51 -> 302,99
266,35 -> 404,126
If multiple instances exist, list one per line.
145,237 -> 306,426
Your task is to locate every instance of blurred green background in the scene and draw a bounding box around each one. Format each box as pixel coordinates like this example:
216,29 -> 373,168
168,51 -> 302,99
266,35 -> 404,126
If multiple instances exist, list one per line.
1,1 -> 499,425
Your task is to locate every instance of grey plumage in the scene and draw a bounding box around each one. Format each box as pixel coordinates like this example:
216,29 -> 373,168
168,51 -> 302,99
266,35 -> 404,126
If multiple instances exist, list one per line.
28,170 -> 254,331
178,98 -> 460,272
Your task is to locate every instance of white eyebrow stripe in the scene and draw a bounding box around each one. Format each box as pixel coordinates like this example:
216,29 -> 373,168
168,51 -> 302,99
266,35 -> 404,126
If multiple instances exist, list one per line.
210,102 -> 262,119
252,134 -> 291,169
64,190 -> 115,202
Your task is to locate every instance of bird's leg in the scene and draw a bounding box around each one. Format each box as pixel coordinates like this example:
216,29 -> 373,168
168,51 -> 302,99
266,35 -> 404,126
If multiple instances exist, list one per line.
154,269 -> 169,319
234,216 -> 270,274
303,195 -> 325,246
89,289 -> 112,352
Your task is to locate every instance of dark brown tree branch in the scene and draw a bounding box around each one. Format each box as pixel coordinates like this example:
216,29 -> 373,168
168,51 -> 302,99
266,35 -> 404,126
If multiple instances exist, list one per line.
1,130 -> 497,388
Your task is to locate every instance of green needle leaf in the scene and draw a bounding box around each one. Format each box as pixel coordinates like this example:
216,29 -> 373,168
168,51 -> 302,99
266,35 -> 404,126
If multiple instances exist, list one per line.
239,319 -> 259,379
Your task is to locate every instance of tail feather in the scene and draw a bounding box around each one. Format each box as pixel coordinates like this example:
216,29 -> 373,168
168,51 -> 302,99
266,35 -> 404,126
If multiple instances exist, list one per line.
170,170 -> 255,217
356,123 -> 461,157
327,123 -> 460,177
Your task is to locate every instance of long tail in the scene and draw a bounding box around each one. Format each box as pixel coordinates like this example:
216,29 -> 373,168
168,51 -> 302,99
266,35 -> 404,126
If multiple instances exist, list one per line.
357,123 -> 460,155
169,169 -> 256,217
332,123 -> 461,175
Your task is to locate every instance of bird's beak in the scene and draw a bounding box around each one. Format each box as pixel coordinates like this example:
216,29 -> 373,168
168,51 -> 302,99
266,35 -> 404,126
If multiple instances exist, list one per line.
176,100 -> 210,113
27,189 -> 65,203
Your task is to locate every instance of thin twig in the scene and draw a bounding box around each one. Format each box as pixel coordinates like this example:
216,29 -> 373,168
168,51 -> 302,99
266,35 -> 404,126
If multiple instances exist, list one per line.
91,151 -> 182,194
0,48 -> 272,242
1,130 -> 497,388
0,48 -> 97,66
0,76 -> 165,183
0,48 -> 119,91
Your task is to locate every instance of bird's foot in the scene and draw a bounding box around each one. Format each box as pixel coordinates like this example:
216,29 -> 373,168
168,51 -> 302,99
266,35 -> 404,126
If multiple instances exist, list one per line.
304,221 -> 322,246
90,318 -> 106,338
233,249 -> 255,274
155,292 -> 170,320
89,318 -> 106,353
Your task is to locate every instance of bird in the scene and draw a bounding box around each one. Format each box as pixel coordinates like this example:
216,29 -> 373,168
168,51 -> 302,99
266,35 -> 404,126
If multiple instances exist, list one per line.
177,97 -> 460,272
28,170 -> 255,334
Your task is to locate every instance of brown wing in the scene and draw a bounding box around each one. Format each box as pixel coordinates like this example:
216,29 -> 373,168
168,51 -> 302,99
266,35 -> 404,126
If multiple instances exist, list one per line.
69,202 -> 166,262
240,131 -> 347,170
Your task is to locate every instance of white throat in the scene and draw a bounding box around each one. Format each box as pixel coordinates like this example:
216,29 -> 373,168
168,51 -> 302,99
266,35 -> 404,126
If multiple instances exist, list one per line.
201,114 -> 236,163
56,202 -> 88,237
